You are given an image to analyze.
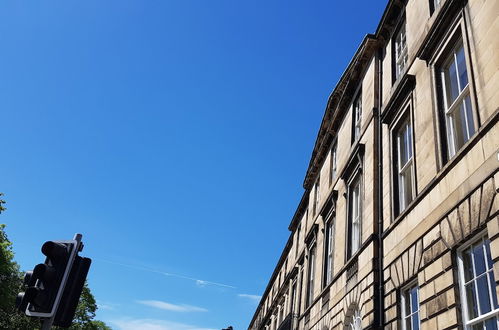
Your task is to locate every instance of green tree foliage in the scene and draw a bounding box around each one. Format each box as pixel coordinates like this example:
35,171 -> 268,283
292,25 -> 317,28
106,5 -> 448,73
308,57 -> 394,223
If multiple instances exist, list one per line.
0,223 -> 39,329
0,215 -> 111,329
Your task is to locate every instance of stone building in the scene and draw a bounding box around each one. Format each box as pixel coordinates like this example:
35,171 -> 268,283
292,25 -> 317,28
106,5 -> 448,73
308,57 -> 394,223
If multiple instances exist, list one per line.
248,0 -> 499,329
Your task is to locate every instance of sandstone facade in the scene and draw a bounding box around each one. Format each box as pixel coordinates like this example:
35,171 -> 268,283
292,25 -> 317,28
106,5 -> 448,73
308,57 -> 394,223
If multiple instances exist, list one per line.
248,0 -> 499,329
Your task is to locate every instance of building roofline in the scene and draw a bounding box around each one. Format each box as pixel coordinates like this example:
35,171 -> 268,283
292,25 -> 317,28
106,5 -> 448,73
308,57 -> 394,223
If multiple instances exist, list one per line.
301,0 -> 407,191
302,34 -> 377,190
288,191 -> 309,232
248,233 -> 294,328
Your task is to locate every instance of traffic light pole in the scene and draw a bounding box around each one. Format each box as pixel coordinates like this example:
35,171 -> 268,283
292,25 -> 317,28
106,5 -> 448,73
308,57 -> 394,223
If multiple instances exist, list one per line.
40,233 -> 83,330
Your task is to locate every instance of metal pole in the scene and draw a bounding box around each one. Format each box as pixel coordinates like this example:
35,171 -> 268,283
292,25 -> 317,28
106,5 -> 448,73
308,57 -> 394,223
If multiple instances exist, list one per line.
41,317 -> 53,330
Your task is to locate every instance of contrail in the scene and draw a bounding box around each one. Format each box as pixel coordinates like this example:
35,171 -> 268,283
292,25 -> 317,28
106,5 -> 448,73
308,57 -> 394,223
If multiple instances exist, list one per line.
93,257 -> 237,289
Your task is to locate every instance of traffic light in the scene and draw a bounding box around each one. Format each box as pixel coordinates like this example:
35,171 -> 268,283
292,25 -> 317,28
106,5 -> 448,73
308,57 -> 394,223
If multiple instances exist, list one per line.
16,234 -> 92,328
16,237 -> 79,318
53,256 -> 92,327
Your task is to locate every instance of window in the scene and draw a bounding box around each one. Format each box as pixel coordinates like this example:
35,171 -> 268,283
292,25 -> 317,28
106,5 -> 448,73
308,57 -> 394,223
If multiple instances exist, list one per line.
430,0 -> 441,14
458,236 -> 499,328
394,111 -> 415,215
306,245 -> 316,307
313,177 -> 320,215
401,284 -> 420,330
330,142 -> 338,185
278,303 -> 284,326
291,280 -> 297,314
345,309 -> 362,330
437,39 -> 475,159
324,219 -> 335,286
352,94 -> 362,142
295,225 -> 301,258
394,22 -> 408,81
347,174 -> 362,259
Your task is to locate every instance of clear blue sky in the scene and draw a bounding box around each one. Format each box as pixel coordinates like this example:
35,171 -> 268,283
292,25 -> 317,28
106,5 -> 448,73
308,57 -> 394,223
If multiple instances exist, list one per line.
0,1 -> 386,329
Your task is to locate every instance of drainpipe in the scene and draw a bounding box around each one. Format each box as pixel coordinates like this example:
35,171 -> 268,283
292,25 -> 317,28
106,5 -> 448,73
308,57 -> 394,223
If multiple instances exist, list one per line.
375,46 -> 385,329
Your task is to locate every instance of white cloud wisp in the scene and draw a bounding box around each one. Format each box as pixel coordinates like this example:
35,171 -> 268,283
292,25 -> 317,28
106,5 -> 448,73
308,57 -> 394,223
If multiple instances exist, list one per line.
238,293 -> 262,303
137,300 -> 208,312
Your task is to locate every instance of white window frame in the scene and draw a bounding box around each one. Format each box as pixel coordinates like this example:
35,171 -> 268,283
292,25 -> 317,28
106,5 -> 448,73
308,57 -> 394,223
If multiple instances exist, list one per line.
324,219 -> 335,286
347,172 -> 362,259
457,233 -> 499,329
394,108 -> 416,213
330,142 -> 338,185
439,39 -> 475,158
431,19 -> 479,165
291,279 -> 297,315
314,178 -> 320,215
394,21 -> 408,81
401,281 -> 420,330
352,93 -> 362,142
306,244 -> 316,308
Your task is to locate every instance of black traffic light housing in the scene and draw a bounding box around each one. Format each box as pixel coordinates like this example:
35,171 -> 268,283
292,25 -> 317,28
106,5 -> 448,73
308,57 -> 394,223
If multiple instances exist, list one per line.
53,256 -> 92,327
16,240 -> 76,317
16,233 -> 91,328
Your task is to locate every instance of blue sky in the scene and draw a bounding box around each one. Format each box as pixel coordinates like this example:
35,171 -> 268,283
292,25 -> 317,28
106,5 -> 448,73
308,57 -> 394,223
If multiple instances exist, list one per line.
0,1 -> 386,329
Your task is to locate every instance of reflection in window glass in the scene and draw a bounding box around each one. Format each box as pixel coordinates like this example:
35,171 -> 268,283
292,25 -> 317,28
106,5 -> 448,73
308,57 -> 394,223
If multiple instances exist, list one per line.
459,237 -> 499,328
324,220 -> 334,286
353,94 -> 362,142
402,284 -> 420,330
396,116 -> 415,213
395,23 -> 408,80
439,41 -> 475,158
348,175 -> 361,258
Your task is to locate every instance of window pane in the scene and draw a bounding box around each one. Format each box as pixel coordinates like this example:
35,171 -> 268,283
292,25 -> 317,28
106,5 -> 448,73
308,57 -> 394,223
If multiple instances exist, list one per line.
444,55 -> 460,105
412,313 -> 420,330
477,275 -> 492,314
489,273 -> 499,309
472,322 -> 484,330
465,95 -> 475,138
398,124 -> 410,166
405,318 -> 412,330
448,104 -> 467,150
354,183 -> 361,217
466,282 -> 479,319
406,123 -> 413,159
411,287 -> 419,313
349,178 -> 361,256
459,101 -> 471,143
473,244 -> 487,276
463,248 -> 474,282
456,45 -> 468,89
405,291 -> 411,315
400,166 -> 414,209
352,222 -> 360,252
395,24 -> 407,79
484,317 -> 499,330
